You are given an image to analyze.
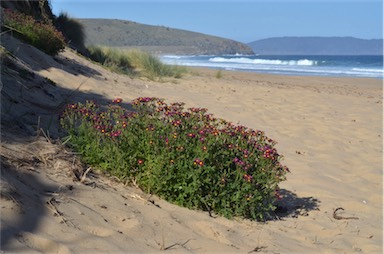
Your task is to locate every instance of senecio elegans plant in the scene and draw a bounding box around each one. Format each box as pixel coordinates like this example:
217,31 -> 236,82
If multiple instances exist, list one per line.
60,97 -> 289,220
2,9 -> 65,55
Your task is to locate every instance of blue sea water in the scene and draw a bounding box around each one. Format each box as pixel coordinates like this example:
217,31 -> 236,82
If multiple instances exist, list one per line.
160,54 -> 384,79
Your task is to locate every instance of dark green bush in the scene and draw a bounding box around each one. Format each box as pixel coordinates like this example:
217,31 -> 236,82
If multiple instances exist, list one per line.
2,8 -> 65,55
54,12 -> 86,52
61,97 -> 289,221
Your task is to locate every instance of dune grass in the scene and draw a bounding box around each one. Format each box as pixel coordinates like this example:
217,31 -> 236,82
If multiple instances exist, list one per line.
216,70 -> 223,79
87,46 -> 187,81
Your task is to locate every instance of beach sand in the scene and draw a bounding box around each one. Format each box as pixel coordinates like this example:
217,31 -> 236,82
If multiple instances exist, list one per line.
1,35 -> 383,253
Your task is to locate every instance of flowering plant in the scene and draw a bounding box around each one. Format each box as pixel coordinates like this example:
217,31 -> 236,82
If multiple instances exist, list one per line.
2,9 -> 65,55
60,97 -> 289,220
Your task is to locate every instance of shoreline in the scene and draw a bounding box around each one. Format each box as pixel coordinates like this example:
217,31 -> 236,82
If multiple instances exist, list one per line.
159,54 -> 384,79
194,66 -> 384,80
187,66 -> 383,86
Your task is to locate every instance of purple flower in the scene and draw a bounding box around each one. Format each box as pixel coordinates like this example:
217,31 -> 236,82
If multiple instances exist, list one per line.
193,158 -> 204,167
111,130 -> 122,137
112,98 -> 123,104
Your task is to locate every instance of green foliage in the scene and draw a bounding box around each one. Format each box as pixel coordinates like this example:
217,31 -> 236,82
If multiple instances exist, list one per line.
54,12 -> 86,51
127,49 -> 187,80
87,46 -> 187,80
216,70 -> 223,79
2,8 -> 65,55
61,97 -> 289,221
87,46 -> 134,74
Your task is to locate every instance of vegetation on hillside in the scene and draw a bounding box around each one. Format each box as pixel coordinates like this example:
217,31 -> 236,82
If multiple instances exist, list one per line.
78,18 -> 254,55
1,8 -> 66,55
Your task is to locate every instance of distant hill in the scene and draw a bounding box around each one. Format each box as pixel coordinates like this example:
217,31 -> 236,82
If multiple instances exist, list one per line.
248,37 -> 383,55
77,18 -> 254,55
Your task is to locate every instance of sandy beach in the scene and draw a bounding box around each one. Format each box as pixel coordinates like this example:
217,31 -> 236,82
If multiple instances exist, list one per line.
1,35 -> 383,253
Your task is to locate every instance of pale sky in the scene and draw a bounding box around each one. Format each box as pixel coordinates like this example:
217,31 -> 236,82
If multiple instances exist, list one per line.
51,0 -> 383,43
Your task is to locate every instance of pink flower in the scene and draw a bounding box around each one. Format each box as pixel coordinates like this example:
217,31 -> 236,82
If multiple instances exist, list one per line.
112,98 -> 123,104
243,174 -> 253,183
193,158 -> 204,167
111,130 -> 122,137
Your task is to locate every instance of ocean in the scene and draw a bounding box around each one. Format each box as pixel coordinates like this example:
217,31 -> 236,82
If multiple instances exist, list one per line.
160,54 -> 384,79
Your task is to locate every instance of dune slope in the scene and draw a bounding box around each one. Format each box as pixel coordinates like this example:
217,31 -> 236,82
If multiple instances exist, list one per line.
1,34 -> 382,253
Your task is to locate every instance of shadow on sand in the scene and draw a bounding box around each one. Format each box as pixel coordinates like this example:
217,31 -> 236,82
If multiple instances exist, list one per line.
272,189 -> 320,220
0,34 -> 133,251
0,155 -> 73,250
1,34 -> 134,139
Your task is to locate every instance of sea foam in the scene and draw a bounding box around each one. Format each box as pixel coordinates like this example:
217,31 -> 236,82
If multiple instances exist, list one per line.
159,55 -> 383,78
209,57 -> 317,66
352,68 -> 384,73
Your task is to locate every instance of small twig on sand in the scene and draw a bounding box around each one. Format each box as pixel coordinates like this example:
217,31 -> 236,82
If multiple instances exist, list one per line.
333,207 -> 359,220
131,177 -> 140,189
61,136 -> 71,146
124,193 -> 146,201
67,197 -> 109,223
46,198 -> 75,227
248,246 -> 267,253
122,192 -> 161,208
36,116 -> 41,138
80,167 -> 92,183
162,239 -> 193,251
39,128 -> 52,144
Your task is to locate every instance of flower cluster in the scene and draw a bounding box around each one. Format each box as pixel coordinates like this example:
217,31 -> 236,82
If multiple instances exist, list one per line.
61,97 -> 289,221
193,158 -> 204,167
2,9 -> 66,55
133,97 -> 157,105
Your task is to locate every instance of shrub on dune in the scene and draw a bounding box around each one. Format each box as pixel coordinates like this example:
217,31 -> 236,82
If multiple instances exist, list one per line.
61,97 -> 289,221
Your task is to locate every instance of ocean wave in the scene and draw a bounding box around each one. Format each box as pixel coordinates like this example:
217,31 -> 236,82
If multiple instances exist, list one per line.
162,55 -> 182,59
222,53 -> 256,57
160,55 -> 383,78
352,68 -> 384,73
161,55 -> 191,59
208,57 -> 317,66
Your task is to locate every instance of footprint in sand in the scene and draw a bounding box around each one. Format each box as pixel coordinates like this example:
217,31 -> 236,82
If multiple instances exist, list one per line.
190,221 -> 232,246
77,225 -> 116,237
78,217 -> 139,237
16,232 -> 71,254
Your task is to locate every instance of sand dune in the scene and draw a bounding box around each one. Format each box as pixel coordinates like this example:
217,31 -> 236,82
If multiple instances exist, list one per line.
1,34 -> 382,253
